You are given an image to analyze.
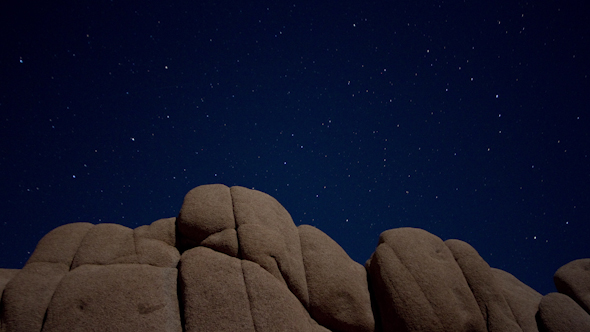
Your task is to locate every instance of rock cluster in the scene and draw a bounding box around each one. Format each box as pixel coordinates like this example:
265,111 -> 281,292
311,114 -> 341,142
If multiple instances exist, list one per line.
1,184 -> 589,331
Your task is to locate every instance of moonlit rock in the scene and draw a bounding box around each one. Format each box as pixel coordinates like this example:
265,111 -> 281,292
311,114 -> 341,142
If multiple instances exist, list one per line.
0,184 -> 587,331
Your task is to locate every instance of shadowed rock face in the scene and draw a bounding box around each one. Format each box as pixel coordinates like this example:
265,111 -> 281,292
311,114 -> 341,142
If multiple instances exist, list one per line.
0,184 -> 588,332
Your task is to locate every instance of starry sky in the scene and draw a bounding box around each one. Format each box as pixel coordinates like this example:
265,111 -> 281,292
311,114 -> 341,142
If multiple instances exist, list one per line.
1,1 -> 589,295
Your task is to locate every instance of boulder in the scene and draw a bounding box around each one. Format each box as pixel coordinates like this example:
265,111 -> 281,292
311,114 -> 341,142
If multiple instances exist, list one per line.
231,185 -> 309,307
366,227 -> 486,332
0,263 -> 68,332
491,268 -> 542,332
26,223 -> 94,266
299,224 -> 374,332
537,292 -> 590,332
42,264 -> 181,332
445,239 -> 522,331
0,222 -> 93,332
1,218 -> 182,332
134,217 -> 180,268
71,220 -> 180,269
71,223 -> 137,268
176,184 -> 236,252
553,258 -> 590,314
179,246 -> 327,332
175,184 -> 309,307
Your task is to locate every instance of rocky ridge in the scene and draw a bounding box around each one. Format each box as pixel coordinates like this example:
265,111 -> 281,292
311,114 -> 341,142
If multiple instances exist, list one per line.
1,184 -> 589,331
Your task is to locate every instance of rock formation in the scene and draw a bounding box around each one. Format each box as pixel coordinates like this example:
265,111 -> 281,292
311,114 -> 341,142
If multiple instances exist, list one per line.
0,184 -> 588,331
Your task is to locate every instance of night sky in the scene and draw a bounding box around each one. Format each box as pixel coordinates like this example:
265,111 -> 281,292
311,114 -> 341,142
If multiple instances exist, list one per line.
1,1 -> 589,296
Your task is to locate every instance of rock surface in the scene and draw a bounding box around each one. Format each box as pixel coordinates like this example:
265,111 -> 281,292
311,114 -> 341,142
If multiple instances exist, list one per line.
445,239 -> 522,332
299,224 -> 374,331
366,228 -> 486,332
553,258 -> 590,314
0,184 -> 588,331
537,292 -> 590,332
490,268 -> 543,332
43,264 -> 181,332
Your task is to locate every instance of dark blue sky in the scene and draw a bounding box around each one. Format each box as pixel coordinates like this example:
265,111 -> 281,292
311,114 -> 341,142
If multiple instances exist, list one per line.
1,0 -> 589,295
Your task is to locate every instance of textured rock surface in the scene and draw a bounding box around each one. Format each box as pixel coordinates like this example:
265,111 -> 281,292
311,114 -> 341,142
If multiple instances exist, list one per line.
299,224 -> 374,332
491,268 -> 543,332
43,264 -> 181,332
231,185 -> 309,307
553,258 -> 590,314
537,292 -> 590,332
240,259 -> 328,332
176,184 -> 235,253
366,228 -> 486,332
1,184 -> 588,332
445,239 -> 522,331
175,184 -> 309,307
1,222 -> 93,332
0,269 -> 19,300
179,246 -> 255,332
